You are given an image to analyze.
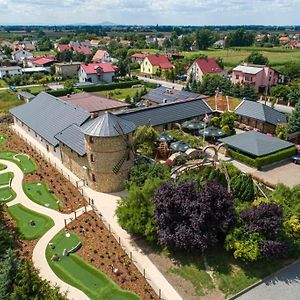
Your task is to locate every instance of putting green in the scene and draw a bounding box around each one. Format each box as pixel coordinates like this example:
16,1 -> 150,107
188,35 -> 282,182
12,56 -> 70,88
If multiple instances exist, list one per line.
0,151 -> 37,174
0,171 -> 13,186
8,204 -> 54,240
0,162 -> 7,170
46,232 -> 140,300
0,186 -> 16,202
23,183 -> 62,210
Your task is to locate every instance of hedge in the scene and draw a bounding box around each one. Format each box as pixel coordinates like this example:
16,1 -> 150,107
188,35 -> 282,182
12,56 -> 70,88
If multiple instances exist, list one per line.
37,80 -> 142,97
228,146 -> 296,169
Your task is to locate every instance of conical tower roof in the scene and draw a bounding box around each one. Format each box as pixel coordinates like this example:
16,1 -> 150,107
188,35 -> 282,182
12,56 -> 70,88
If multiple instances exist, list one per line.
81,112 -> 136,137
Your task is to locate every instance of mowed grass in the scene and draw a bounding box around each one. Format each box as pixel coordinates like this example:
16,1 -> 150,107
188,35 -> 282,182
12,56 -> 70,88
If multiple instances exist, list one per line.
0,90 -> 23,112
0,186 -> 16,202
8,204 -> 54,240
23,183 -> 62,210
0,171 -> 13,186
96,87 -> 152,101
0,162 -> 7,171
46,231 -> 140,300
0,80 -> 8,88
0,151 -> 37,173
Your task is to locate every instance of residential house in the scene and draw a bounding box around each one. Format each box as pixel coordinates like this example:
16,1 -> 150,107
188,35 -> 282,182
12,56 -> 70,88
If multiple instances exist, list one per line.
187,58 -> 225,82
0,66 -> 22,79
57,44 -> 71,53
79,62 -> 116,84
12,49 -> 32,62
90,40 -> 101,47
92,50 -> 111,63
231,63 -> 280,93
279,36 -> 290,44
56,43 -> 92,56
55,62 -> 81,79
213,40 -> 225,49
140,54 -> 173,75
31,56 -> 57,68
285,41 -> 300,49
131,53 -> 148,64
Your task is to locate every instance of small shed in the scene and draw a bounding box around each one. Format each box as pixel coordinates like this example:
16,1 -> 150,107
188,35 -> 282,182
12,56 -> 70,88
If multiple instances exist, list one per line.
17,91 -> 35,103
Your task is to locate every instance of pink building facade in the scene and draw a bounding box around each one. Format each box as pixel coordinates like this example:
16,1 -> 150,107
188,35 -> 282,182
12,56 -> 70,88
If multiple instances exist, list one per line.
231,64 -> 279,93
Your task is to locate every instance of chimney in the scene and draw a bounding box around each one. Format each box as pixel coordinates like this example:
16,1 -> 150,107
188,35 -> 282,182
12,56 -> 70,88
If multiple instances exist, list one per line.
163,99 -> 168,103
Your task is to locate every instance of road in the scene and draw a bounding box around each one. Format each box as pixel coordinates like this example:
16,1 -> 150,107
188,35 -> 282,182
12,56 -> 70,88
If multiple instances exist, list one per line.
258,100 -> 294,114
0,83 -> 42,91
235,261 -> 300,300
138,75 -> 185,90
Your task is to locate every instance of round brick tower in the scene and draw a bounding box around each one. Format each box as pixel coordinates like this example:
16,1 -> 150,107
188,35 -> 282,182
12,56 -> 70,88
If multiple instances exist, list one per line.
82,112 -> 136,193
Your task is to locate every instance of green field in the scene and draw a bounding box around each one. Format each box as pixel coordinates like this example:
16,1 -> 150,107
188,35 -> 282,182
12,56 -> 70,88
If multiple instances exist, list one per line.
0,151 -> 37,174
0,90 -> 23,113
46,231 -> 140,300
0,171 -> 13,186
0,80 -> 8,88
23,183 -> 62,210
96,87 -> 151,101
133,47 -> 300,71
8,204 -> 54,240
0,186 -> 16,202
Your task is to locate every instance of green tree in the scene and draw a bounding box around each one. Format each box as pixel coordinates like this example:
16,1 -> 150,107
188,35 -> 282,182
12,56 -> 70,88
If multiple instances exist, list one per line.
288,89 -> 300,106
195,29 -> 215,50
288,101 -> 300,133
270,85 -> 290,102
245,51 -> 269,65
63,79 -> 76,92
179,36 -> 192,51
230,174 -> 255,202
275,124 -> 288,140
0,249 -> 19,300
220,111 -> 237,133
241,84 -> 257,100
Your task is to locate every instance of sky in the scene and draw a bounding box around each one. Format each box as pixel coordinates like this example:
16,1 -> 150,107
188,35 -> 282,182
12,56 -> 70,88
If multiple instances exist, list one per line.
0,0 -> 300,25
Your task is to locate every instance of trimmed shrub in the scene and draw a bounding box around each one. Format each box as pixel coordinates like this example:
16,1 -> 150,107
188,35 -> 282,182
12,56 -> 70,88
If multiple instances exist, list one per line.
230,174 -> 255,202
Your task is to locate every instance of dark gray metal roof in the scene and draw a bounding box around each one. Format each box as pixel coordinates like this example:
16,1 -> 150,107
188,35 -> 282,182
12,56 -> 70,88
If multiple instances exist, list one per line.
143,86 -> 202,104
117,98 -> 212,127
219,131 -> 294,157
235,100 -> 287,125
55,124 -> 86,156
81,112 -> 136,137
10,92 -> 90,146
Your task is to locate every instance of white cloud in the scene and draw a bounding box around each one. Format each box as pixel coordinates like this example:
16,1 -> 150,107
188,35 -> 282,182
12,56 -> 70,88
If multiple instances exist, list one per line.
1,0 -> 300,25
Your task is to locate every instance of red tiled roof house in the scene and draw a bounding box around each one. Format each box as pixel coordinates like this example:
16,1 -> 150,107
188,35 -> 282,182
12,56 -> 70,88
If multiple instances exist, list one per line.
187,58 -> 225,82
140,54 -> 173,75
79,62 -> 116,84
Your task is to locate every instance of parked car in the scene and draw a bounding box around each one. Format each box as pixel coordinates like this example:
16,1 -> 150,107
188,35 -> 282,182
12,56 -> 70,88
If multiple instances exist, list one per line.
292,155 -> 300,165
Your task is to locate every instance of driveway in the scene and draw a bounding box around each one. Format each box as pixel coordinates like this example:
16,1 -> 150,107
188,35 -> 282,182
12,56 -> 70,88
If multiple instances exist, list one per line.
252,161 -> 300,188
138,76 -> 185,90
236,261 -> 300,300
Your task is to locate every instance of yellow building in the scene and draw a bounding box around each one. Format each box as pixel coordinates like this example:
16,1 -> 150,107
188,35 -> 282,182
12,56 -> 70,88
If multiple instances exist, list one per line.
140,54 -> 173,75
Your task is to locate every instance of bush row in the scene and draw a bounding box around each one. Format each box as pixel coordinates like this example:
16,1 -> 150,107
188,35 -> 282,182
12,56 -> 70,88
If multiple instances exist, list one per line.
228,146 -> 296,169
34,80 -> 142,97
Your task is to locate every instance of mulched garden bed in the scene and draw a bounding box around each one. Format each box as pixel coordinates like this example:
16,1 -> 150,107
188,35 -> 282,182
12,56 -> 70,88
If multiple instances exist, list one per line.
0,126 -> 86,213
67,211 -> 158,300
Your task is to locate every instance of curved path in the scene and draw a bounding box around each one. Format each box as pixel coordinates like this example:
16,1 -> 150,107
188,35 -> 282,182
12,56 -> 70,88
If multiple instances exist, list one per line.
1,159 -> 91,300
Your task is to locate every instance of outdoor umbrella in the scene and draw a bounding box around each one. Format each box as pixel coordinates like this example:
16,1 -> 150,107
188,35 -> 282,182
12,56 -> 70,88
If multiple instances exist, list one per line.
182,120 -> 205,130
158,133 -> 174,143
198,126 -> 226,138
170,141 -> 191,152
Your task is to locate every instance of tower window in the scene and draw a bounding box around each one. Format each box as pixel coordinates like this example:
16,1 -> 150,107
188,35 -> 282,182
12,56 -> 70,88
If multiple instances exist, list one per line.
89,136 -> 94,143
91,173 -> 96,182
90,153 -> 95,162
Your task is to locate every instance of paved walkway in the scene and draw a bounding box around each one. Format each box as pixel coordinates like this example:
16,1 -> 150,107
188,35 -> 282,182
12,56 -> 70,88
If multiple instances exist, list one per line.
236,261 -> 300,300
138,76 -> 185,90
1,159 -> 90,300
12,125 -> 183,300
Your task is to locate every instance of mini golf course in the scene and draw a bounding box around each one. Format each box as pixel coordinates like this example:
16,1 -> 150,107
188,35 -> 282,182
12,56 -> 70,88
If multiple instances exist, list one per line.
0,162 -> 7,170
23,183 -> 62,210
0,186 -> 16,202
0,171 -> 13,186
8,204 -> 54,240
46,232 -> 140,300
0,151 -> 37,174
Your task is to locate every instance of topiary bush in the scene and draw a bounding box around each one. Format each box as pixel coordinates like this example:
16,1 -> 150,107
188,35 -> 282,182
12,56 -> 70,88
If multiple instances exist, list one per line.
230,174 -> 255,202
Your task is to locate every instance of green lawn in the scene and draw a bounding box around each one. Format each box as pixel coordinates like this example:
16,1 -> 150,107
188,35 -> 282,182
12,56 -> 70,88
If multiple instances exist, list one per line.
46,231 -> 140,300
0,162 -> 7,171
19,86 -> 46,95
0,171 -> 13,186
8,204 -> 54,240
0,134 -> 7,146
0,90 -> 23,113
0,186 -> 16,202
166,247 -> 292,298
0,151 -> 37,174
32,50 -> 56,56
0,80 -> 8,88
23,183 -> 62,210
96,87 -> 151,101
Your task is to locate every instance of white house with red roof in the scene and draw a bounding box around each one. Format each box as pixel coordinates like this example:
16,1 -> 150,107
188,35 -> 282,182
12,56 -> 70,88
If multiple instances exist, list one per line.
79,62 -> 116,84
141,54 -> 173,75
187,58 -> 225,82
92,50 -> 111,63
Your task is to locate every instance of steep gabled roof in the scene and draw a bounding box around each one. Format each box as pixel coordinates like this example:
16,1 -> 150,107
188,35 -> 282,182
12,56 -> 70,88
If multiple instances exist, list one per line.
81,112 -> 136,137
146,55 -> 173,69
92,50 -> 109,62
10,92 -> 90,146
80,63 -> 116,75
195,58 -> 223,74
235,100 -> 287,125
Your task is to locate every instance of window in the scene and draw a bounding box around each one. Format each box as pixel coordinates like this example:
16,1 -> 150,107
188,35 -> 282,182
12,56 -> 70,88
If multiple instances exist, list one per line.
235,74 -> 240,79
89,136 -> 94,143
91,173 -> 96,182
90,153 -> 95,162
46,144 -> 49,152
